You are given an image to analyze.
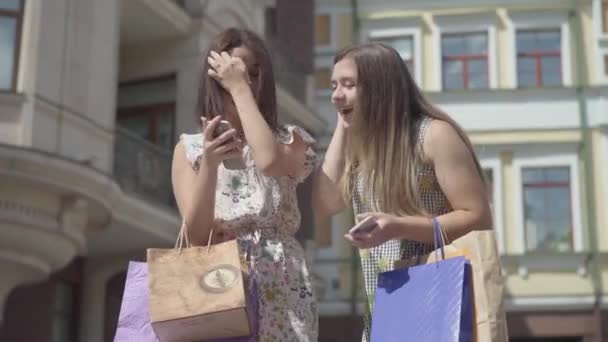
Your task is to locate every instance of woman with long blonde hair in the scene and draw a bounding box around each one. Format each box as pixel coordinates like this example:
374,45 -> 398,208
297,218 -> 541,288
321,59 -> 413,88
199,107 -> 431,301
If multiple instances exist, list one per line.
313,43 -> 493,341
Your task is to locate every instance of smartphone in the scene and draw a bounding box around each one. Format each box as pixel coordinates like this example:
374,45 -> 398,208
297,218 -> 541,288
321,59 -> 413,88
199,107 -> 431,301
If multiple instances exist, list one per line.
348,216 -> 378,235
213,120 -> 246,170
213,120 -> 232,138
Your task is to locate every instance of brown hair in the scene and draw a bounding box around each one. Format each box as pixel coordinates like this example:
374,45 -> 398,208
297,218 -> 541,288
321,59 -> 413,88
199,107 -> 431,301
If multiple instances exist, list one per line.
196,28 -> 278,131
336,43 -> 485,216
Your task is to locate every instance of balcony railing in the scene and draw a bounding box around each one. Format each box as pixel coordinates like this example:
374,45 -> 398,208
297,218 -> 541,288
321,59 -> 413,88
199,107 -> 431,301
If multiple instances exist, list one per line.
113,126 -> 175,209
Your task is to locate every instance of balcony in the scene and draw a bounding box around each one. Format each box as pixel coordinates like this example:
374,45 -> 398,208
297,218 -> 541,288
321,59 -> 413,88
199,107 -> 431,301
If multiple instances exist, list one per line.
120,0 -> 191,47
113,126 -> 175,209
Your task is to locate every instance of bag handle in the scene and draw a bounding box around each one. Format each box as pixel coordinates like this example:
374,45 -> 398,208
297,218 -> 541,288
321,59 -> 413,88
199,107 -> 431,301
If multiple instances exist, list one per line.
175,221 -> 214,253
414,217 -> 449,264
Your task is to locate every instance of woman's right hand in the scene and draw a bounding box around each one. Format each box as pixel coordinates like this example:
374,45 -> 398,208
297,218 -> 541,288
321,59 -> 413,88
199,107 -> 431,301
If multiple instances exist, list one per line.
200,116 -> 242,168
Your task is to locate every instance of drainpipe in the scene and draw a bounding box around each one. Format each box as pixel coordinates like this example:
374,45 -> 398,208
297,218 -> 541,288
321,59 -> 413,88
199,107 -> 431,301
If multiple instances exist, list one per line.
351,0 -> 360,44
570,10 -> 604,341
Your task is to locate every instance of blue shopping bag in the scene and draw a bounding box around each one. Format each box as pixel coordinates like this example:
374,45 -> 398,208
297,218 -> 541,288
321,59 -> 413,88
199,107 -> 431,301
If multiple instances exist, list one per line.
370,218 -> 474,342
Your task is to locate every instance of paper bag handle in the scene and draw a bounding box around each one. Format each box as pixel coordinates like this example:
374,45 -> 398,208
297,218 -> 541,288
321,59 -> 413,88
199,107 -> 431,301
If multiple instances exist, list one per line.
175,221 -> 214,253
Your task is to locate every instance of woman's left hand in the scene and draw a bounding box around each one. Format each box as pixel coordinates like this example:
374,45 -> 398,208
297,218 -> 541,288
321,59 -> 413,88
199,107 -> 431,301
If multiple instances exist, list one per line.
344,212 -> 402,249
207,50 -> 250,92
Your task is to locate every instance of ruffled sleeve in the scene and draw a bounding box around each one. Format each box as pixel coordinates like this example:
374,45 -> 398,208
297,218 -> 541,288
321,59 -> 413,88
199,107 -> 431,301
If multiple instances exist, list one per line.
179,133 -> 205,172
277,125 -> 317,183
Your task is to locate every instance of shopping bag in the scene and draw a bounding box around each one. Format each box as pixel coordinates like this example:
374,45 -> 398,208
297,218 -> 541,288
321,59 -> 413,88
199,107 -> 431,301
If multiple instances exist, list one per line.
371,218 -> 474,342
147,224 -> 256,342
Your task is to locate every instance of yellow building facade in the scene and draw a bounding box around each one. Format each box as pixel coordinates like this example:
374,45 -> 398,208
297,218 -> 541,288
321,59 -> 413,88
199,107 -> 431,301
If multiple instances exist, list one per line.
312,0 -> 608,341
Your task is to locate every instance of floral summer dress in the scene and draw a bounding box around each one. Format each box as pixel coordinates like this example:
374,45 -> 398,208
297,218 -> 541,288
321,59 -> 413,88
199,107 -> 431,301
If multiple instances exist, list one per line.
180,125 -> 318,342
353,117 -> 452,342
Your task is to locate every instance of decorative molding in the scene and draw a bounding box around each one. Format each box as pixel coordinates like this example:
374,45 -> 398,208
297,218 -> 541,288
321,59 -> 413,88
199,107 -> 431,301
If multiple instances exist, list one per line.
505,295 -> 596,311
0,199 -> 59,230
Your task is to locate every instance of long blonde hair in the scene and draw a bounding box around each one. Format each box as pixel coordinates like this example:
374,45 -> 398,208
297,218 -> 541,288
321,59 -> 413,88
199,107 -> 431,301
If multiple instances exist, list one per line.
337,43 -> 484,216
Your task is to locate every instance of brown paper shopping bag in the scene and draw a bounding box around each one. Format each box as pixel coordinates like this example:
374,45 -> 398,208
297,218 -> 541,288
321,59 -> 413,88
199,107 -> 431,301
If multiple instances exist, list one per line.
450,230 -> 509,342
147,224 -> 253,342
394,228 -> 509,342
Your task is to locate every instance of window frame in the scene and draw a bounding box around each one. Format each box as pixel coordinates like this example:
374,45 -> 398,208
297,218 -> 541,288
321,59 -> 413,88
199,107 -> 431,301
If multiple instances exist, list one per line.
314,66 -> 331,92
521,166 -> 574,252
314,56 -> 334,97
508,11 -> 572,88
0,0 -> 25,92
314,12 -> 336,53
440,32 -> 490,90
366,27 -> 423,85
515,29 -> 563,88
117,102 -> 176,150
433,14 -> 498,91
513,148 -> 583,254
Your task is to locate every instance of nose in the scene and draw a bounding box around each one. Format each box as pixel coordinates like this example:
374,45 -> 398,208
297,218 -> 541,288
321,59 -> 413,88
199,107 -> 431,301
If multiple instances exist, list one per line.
331,86 -> 345,104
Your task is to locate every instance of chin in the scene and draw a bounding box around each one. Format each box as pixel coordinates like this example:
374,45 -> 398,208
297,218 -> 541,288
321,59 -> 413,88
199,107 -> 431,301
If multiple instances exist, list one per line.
341,116 -> 353,128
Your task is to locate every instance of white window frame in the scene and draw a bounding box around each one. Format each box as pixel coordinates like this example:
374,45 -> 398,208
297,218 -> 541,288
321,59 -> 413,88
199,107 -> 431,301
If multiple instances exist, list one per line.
365,27 -> 423,85
433,14 -> 499,91
508,11 -> 573,88
314,56 -> 334,97
592,0 -> 608,84
593,0 -> 608,39
512,147 -> 583,254
479,157 -> 505,254
314,11 -> 338,53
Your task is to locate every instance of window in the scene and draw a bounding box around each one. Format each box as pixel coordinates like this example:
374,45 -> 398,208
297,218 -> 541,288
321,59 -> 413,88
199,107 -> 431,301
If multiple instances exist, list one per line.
315,67 -> 331,90
315,14 -> 331,46
516,30 -> 561,87
370,36 -> 415,75
117,104 -> 175,150
117,76 -> 176,150
0,0 -> 24,91
522,167 -> 572,252
604,54 -> 608,77
441,32 -> 489,90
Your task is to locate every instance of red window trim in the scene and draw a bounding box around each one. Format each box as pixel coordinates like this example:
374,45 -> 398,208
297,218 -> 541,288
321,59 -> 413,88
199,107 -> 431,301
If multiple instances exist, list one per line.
517,50 -> 561,87
442,53 -> 488,89
522,167 -> 574,251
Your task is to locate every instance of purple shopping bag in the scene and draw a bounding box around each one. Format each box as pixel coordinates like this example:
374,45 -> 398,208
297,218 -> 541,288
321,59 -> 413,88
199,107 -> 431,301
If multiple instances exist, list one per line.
370,219 -> 474,342
114,261 -> 258,342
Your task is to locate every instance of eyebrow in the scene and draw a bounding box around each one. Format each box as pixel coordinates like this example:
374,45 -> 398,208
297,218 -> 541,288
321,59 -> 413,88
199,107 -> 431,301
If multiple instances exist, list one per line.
331,76 -> 356,83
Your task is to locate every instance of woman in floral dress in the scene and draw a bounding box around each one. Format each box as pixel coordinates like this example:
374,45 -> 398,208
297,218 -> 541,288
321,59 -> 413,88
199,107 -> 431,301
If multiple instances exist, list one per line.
172,28 -> 318,341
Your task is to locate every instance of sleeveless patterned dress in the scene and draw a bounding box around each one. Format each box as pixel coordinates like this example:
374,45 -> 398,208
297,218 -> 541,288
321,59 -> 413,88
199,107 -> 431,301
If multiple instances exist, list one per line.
352,117 -> 453,342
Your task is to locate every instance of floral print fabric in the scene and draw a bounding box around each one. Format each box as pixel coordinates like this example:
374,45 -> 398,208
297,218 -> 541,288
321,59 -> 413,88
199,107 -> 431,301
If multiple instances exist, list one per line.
180,124 -> 318,342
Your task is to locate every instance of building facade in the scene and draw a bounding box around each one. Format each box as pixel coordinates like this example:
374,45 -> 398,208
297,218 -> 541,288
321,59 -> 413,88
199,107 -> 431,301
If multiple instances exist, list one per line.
312,0 -> 608,341
0,0 -> 325,341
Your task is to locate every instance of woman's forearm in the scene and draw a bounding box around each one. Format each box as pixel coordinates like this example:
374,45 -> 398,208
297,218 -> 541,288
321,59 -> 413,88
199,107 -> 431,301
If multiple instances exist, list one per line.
229,83 -> 281,173
392,209 -> 492,244
313,122 -> 348,218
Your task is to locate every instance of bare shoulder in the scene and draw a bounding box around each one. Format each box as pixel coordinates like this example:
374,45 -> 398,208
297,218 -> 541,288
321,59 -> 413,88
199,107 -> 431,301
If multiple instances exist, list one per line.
172,139 -> 191,173
423,119 -> 465,160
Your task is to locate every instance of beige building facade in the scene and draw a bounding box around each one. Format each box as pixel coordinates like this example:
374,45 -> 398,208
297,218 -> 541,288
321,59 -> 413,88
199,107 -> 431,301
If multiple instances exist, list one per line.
0,0 -> 325,341
312,0 -> 608,341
